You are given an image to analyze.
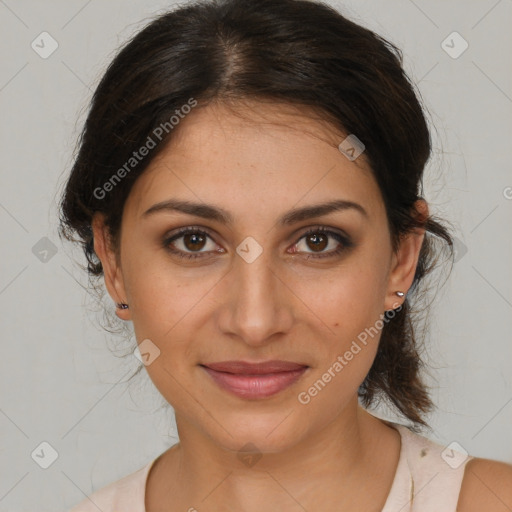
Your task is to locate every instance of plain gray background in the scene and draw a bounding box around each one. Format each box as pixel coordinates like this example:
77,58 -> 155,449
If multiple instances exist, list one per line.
0,0 -> 511,510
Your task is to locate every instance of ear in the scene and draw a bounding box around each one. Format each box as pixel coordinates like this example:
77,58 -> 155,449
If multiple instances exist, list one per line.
384,199 -> 428,311
91,213 -> 131,321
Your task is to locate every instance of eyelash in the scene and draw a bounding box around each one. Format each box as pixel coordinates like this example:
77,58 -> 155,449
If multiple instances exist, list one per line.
163,226 -> 353,261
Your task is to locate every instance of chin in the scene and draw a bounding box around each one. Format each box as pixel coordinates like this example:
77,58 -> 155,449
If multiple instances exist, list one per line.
204,409 -> 311,456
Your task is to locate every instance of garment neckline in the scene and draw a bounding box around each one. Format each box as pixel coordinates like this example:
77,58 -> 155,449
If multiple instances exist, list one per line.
380,421 -> 413,511
140,450 -> 166,511
139,421 -> 412,511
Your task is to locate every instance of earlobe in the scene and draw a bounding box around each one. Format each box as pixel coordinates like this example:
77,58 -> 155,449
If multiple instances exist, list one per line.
91,213 -> 131,321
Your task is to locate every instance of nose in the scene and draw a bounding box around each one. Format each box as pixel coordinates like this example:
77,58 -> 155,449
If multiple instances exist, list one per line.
216,247 -> 295,347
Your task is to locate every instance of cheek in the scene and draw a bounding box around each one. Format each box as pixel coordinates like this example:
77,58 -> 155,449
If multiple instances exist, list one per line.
288,252 -> 388,382
294,286 -> 385,417
290,253 -> 389,334
123,250 -> 218,339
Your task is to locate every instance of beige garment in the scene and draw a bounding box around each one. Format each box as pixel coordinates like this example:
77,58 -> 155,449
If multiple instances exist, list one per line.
381,422 -> 472,511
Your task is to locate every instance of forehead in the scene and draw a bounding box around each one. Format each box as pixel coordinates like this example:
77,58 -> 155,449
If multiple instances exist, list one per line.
125,100 -> 385,223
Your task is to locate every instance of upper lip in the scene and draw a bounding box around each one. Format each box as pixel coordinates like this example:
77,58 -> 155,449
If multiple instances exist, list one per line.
202,360 -> 308,374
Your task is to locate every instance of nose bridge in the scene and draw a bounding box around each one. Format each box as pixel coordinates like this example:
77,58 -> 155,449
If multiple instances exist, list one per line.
221,246 -> 293,345
237,250 -> 275,304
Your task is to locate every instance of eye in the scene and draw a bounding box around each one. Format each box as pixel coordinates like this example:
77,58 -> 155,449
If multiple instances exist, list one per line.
162,226 -> 353,261
163,228 -> 223,260
291,227 -> 353,259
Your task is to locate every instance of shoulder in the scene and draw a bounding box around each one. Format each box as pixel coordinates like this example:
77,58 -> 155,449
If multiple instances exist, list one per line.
67,460 -> 152,512
386,423 -> 511,511
457,457 -> 512,512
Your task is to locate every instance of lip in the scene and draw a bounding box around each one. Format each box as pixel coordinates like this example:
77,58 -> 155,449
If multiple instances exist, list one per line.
201,360 -> 309,399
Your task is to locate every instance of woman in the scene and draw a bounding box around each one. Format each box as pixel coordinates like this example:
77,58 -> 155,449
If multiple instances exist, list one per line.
60,0 -> 512,510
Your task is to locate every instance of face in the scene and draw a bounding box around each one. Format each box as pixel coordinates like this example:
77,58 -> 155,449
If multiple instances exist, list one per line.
93,100 -> 426,455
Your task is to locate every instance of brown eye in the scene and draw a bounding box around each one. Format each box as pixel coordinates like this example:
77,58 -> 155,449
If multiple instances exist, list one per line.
293,227 -> 354,259
305,232 -> 328,252
163,228 -> 221,260
183,232 -> 207,251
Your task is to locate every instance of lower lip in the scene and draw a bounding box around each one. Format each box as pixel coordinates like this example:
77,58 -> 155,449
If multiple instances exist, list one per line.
201,366 -> 308,399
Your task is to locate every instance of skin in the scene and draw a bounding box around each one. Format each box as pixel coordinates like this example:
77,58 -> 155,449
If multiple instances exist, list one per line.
92,101 -> 512,511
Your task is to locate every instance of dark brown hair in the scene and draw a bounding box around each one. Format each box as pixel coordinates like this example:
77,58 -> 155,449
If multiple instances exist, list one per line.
58,0 -> 455,430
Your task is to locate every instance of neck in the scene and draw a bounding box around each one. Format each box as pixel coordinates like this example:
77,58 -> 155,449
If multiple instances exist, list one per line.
149,403 -> 400,511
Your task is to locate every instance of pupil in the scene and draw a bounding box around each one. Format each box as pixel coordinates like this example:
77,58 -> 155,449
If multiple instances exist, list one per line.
185,233 -> 205,251
308,233 -> 327,252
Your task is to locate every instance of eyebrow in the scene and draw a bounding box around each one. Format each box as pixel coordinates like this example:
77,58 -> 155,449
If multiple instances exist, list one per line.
142,198 -> 368,225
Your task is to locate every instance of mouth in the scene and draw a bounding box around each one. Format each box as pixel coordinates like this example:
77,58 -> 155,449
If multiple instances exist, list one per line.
200,360 -> 309,399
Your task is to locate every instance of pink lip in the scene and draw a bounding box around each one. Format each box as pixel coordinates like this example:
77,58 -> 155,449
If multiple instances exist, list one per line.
201,360 -> 309,399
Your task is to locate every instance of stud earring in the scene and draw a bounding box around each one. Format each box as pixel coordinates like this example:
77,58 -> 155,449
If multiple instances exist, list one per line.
116,302 -> 129,310
384,290 -> 406,314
